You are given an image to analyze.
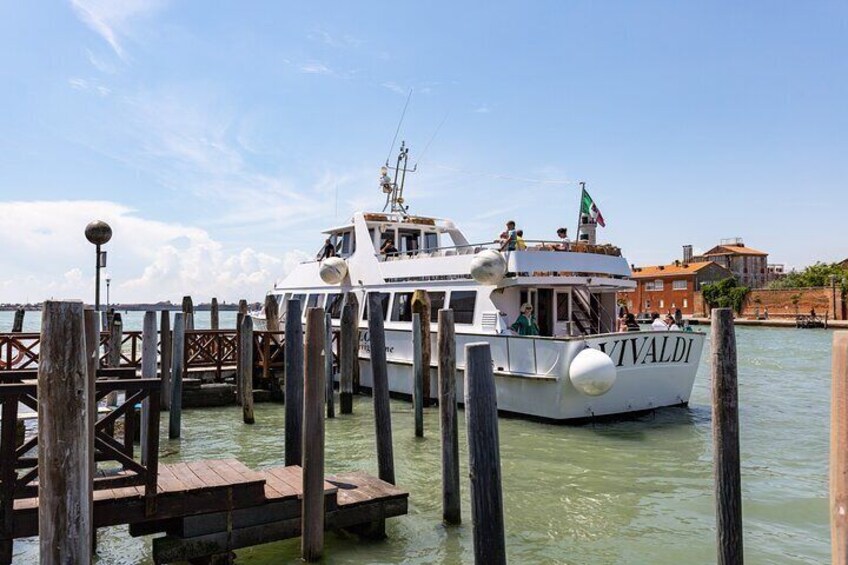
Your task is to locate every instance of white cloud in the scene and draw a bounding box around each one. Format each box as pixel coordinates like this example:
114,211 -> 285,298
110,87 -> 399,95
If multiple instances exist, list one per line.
474,104 -> 491,114
69,0 -> 167,60
299,61 -> 333,75
381,81 -> 407,95
0,201 -> 305,304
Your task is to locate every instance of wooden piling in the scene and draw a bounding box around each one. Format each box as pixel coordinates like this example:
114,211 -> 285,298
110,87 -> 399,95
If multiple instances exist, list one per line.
465,342 -> 506,565
11,308 -> 24,332
285,299 -> 304,466
236,312 -> 245,406
169,313 -> 185,440
83,309 -> 100,554
107,312 -> 122,368
368,292 -> 395,485
160,310 -> 172,410
711,308 -> 744,565
210,297 -> 219,330
238,299 -> 248,317
239,315 -> 255,425
265,295 -> 280,332
38,301 -> 92,565
182,295 -> 193,317
340,293 -> 359,414
411,290 -> 431,404
184,312 -> 194,331
324,311 -> 335,418
141,311 -> 157,465
438,309 -> 461,525
302,307 -> 326,561
412,313 -> 424,437
832,332 -> 848,563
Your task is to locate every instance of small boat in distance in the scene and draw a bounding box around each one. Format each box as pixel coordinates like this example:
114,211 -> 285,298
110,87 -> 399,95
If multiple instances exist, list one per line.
267,144 -> 705,422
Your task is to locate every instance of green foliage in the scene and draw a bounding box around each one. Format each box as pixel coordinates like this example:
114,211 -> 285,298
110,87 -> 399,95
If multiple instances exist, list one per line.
702,277 -> 750,313
767,262 -> 848,292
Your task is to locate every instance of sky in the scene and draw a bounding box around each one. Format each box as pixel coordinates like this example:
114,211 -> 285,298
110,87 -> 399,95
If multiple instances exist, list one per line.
0,1 -> 846,303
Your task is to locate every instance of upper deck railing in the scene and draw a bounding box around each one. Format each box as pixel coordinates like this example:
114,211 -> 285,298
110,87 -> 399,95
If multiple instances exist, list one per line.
377,240 -> 622,261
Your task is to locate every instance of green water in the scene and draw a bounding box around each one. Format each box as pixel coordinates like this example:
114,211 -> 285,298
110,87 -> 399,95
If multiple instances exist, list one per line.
8,324 -> 832,564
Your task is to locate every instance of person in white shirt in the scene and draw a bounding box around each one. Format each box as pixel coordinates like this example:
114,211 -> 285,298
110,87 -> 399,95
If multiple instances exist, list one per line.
650,312 -> 667,331
664,314 -> 680,331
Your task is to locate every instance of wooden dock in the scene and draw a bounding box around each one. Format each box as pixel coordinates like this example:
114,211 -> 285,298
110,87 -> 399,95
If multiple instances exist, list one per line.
8,459 -> 406,563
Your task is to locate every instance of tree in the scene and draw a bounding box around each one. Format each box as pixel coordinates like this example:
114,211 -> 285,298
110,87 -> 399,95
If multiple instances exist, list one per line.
768,262 -> 848,292
702,277 -> 749,314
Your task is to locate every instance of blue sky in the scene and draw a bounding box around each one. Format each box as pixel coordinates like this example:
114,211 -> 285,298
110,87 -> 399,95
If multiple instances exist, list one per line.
0,1 -> 846,302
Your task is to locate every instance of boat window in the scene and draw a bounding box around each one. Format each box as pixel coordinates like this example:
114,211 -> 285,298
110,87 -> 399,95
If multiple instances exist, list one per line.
368,228 -> 378,250
391,292 -> 414,322
276,293 -> 289,309
307,294 -> 324,310
363,292 -> 390,321
556,293 -> 569,322
399,229 -> 420,255
423,232 -> 439,251
326,293 -> 344,319
429,291 -> 446,320
340,231 -> 354,256
449,291 -> 476,324
290,294 -> 306,308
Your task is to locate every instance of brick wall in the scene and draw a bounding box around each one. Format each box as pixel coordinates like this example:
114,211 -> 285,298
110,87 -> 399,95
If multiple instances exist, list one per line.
693,287 -> 845,319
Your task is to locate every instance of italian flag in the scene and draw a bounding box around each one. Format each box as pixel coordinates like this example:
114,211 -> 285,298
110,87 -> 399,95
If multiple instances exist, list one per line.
580,188 -> 606,227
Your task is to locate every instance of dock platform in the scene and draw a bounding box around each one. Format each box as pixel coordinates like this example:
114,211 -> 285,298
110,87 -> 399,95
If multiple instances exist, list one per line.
9,459 -> 407,563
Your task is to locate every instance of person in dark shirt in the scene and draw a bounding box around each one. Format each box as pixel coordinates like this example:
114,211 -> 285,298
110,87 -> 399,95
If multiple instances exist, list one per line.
624,313 -> 641,331
380,238 -> 398,257
317,238 -> 335,260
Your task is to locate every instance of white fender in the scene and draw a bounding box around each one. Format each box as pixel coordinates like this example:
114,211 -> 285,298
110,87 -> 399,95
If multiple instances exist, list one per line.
569,348 -> 616,396
470,249 -> 507,285
319,257 -> 348,284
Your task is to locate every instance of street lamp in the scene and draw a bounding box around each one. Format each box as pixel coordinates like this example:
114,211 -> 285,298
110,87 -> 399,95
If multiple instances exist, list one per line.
85,220 -> 112,312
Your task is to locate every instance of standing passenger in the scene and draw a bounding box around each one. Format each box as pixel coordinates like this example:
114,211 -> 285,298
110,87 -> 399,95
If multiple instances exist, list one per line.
515,229 -> 527,250
511,303 -> 540,336
498,221 -> 517,252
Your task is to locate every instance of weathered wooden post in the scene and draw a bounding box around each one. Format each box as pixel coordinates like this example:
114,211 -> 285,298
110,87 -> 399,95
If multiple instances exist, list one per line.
11,308 -> 24,332
160,310 -> 172,410
438,309 -> 461,525
324,311 -> 335,418
340,293 -> 359,414
285,299 -> 304,466
238,299 -> 249,317
465,342 -> 506,565
107,312 -> 122,367
141,311 -> 157,465
236,311 -> 245,406
182,295 -> 193,317
832,331 -> 848,563
711,308 -> 743,565
184,312 -> 194,331
412,313 -> 424,437
169,313 -> 185,439
263,295 -> 280,381
210,297 -> 219,330
38,301 -> 92,565
239,315 -> 255,425
411,290 -> 431,404
368,292 -> 395,485
83,309 -> 100,553
302,307 -> 326,561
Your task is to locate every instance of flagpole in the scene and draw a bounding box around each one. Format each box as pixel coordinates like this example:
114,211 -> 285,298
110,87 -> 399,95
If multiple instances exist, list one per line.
575,181 -> 586,243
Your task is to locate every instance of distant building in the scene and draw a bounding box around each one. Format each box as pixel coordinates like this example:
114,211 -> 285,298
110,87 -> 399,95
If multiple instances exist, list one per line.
840,258 -> 848,269
767,263 -> 786,281
693,238 -> 769,288
620,259 -> 733,316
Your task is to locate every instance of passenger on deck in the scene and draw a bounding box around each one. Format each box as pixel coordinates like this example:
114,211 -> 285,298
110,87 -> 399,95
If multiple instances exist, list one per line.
498,221 -> 517,252
650,312 -> 667,331
555,227 -> 570,251
380,238 -> 398,257
515,229 -> 527,250
665,314 -> 680,331
623,313 -> 641,332
317,238 -> 336,260
510,303 -> 540,336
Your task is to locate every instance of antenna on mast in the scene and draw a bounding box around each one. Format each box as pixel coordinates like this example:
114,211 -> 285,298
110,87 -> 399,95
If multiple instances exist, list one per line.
385,89 -> 413,167
380,141 -> 416,214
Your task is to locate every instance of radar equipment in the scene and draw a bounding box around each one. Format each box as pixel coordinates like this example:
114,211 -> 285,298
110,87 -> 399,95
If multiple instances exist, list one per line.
380,141 -> 416,215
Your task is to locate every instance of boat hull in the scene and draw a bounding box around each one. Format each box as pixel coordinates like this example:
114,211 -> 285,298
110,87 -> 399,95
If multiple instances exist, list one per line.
352,329 -> 705,422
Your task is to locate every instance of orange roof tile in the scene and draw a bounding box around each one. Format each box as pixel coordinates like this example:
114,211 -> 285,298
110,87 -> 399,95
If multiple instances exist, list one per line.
630,262 -> 719,278
703,244 -> 768,257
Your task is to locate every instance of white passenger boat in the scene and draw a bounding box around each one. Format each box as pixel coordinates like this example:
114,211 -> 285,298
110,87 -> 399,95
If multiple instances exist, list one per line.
267,146 -> 705,422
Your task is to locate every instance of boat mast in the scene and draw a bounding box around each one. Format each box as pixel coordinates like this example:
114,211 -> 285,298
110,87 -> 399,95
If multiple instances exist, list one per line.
381,141 -> 416,215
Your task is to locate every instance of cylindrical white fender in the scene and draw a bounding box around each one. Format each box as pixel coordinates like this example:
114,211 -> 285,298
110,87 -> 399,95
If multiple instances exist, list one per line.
470,249 -> 507,285
569,348 -> 616,396
319,257 -> 348,284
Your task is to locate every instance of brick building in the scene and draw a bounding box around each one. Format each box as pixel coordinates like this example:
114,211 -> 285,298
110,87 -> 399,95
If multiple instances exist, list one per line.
694,238 -> 769,288
620,261 -> 733,316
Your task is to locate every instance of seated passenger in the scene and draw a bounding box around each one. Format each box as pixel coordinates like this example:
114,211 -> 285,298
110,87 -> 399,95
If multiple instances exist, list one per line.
650,312 -> 667,331
317,238 -> 336,260
624,313 -> 641,331
665,314 -> 680,331
555,227 -> 570,251
380,238 -> 398,256
515,229 -> 527,250
510,303 -> 540,336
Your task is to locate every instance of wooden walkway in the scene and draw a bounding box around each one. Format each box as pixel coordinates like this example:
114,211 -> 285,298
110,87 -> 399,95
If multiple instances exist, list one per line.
8,459 -> 407,563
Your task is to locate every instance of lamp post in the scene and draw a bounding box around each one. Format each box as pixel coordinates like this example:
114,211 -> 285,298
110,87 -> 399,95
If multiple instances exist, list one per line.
85,220 -> 112,312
